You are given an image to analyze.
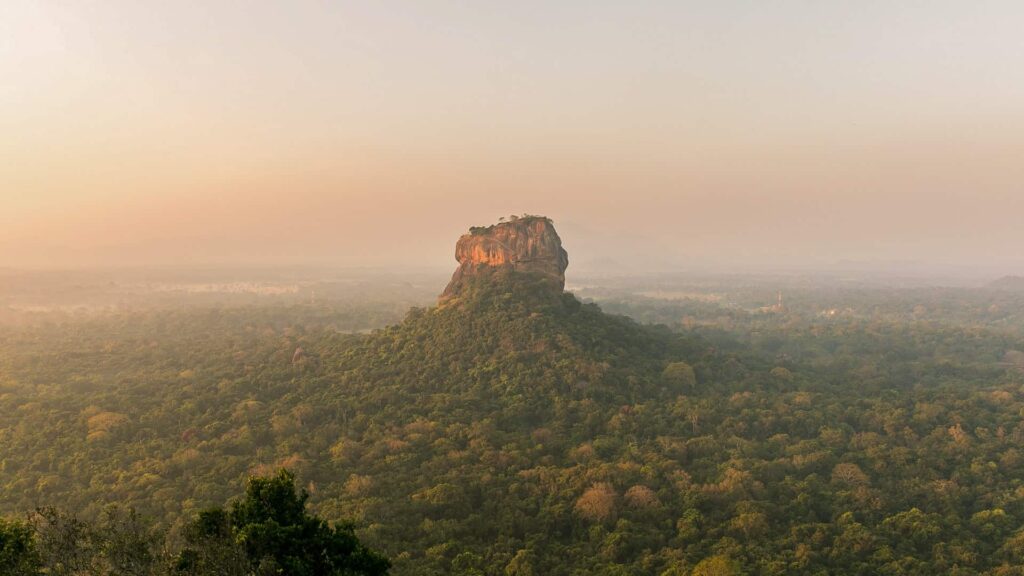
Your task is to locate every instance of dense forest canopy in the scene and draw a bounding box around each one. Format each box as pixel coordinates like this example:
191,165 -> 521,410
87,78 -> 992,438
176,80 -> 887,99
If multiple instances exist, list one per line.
4,271 -> 1024,574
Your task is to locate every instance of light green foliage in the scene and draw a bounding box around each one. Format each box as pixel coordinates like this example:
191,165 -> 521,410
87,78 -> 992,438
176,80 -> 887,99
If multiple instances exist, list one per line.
663,361 -> 698,390
691,554 -> 741,576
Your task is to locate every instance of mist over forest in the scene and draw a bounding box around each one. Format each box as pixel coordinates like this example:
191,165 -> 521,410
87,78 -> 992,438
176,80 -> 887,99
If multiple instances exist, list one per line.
6,1 -> 1024,574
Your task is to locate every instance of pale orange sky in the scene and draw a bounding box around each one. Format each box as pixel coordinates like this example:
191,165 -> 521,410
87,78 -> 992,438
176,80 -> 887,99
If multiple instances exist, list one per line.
3,1 -> 1024,272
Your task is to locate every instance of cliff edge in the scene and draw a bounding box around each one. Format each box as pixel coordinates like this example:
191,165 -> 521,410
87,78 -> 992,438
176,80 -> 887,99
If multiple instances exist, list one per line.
441,216 -> 569,300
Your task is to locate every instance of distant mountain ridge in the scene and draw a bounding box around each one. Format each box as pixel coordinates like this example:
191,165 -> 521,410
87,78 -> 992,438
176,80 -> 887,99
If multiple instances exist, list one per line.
989,275 -> 1024,290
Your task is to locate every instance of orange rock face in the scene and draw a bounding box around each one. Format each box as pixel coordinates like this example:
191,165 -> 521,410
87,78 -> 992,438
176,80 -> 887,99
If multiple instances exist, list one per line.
441,216 -> 569,299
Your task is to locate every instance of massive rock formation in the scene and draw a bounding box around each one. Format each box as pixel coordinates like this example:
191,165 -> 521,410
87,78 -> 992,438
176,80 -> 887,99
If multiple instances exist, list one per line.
441,216 -> 569,299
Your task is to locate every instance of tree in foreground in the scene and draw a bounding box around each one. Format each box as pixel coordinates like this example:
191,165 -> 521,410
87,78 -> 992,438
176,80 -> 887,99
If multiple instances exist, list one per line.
0,517 -> 41,575
176,469 -> 390,576
29,505 -> 166,576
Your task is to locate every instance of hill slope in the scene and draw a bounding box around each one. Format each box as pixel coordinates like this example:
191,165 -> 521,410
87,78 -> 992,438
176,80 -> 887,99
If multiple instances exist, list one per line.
304,272 -> 711,573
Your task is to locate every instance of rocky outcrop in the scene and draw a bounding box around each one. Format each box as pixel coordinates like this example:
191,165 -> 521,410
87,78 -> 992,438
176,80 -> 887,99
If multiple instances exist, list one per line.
441,216 -> 569,299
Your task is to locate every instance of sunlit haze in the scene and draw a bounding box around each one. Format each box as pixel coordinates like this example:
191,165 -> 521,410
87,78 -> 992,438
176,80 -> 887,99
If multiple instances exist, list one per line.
4,1 -> 1024,274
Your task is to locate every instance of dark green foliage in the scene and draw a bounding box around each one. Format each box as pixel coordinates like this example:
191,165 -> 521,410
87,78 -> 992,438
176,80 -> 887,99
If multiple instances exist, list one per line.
175,508 -> 249,576
177,470 -> 389,576
469,215 -> 551,235
9,472 -> 387,576
0,517 -> 41,575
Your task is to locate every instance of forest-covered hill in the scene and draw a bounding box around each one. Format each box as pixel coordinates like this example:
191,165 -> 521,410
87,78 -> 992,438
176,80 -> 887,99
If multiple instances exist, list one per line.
4,271 -> 1024,574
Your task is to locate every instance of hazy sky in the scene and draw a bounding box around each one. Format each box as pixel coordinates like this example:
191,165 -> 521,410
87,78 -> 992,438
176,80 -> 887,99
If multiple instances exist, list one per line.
3,1 -> 1024,273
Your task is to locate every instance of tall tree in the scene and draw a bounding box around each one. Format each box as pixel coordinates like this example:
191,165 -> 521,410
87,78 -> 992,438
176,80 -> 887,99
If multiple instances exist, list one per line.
177,470 -> 389,576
